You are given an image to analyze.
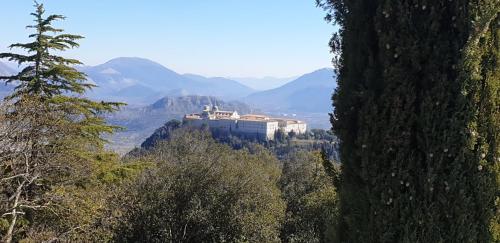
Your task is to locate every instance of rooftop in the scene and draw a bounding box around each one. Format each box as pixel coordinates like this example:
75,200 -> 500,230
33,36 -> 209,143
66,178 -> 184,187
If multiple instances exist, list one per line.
184,107 -> 306,124
184,114 -> 202,120
240,114 -> 270,121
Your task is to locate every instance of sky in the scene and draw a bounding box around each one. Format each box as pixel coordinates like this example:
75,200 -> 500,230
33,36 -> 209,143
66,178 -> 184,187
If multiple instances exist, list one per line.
0,0 -> 335,78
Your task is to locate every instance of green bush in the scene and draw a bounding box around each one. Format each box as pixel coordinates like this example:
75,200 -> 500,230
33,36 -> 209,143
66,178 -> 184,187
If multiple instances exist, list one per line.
115,129 -> 286,242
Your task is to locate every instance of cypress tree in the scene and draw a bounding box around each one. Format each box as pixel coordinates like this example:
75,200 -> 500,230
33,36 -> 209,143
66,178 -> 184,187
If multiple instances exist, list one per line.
318,0 -> 499,242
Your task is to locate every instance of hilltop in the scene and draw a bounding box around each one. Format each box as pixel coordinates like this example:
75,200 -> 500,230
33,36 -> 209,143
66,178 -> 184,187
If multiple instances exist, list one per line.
105,95 -> 254,153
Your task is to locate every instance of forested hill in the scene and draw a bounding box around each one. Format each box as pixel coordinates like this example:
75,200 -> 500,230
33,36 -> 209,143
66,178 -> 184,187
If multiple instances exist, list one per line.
133,119 -> 339,162
106,95 -> 254,153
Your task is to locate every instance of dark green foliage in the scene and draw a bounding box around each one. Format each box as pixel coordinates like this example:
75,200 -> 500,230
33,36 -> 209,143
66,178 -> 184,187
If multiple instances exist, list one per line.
135,119 -> 340,161
116,129 -> 285,242
318,0 -> 499,241
297,128 -> 336,141
321,148 -> 341,188
216,129 -> 339,161
275,129 -> 287,143
140,119 -> 182,149
279,151 -> 338,242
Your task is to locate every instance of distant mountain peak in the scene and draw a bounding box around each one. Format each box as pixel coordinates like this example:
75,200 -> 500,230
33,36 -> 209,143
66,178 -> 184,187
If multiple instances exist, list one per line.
103,57 -> 163,66
183,73 -> 206,79
302,67 -> 335,76
100,67 -> 121,75
229,75 -> 299,91
82,57 -> 255,104
317,67 -> 334,71
245,68 -> 337,113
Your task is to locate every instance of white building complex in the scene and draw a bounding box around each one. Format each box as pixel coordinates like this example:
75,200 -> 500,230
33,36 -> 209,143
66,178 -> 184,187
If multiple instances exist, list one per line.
183,106 -> 307,140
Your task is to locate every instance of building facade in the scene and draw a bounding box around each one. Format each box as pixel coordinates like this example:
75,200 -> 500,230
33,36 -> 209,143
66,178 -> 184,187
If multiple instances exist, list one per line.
183,106 -> 307,140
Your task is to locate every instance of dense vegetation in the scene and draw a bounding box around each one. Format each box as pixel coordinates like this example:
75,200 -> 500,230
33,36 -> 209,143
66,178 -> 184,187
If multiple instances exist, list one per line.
117,130 -> 286,242
119,128 -> 339,242
137,119 -> 339,161
318,0 -> 499,242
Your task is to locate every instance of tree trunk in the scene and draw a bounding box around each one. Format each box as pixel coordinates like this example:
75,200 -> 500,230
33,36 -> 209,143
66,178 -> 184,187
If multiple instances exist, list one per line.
3,182 -> 24,243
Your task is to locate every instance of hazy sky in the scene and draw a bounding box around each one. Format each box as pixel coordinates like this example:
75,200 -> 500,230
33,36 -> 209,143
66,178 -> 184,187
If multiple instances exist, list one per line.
0,0 -> 334,77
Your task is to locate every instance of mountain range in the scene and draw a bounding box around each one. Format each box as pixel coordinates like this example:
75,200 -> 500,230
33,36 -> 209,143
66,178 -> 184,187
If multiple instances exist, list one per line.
80,57 -> 255,104
1,58 -> 336,113
245,68 -> 336,113
0,58 -> 336,153
229,76 -> 298,91
80,58 -> 336,113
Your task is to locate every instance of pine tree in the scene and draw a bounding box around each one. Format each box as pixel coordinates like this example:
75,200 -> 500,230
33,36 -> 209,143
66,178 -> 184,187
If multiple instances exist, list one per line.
318,0 -> 499,242
0,2 -> 122,242
1,3 -> 85,97
0,1 -> 122,145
